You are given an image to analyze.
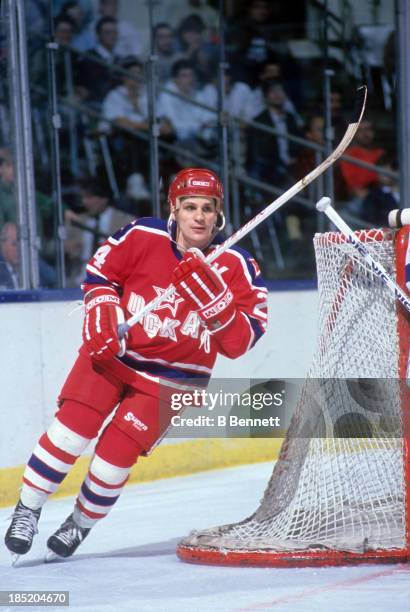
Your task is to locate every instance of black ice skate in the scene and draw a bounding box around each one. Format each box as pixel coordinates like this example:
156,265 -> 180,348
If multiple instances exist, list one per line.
5,500 -> 42,563
46,513 -> 90,559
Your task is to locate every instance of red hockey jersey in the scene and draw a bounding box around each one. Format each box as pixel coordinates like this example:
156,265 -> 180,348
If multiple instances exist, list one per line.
81,218 -> 267,394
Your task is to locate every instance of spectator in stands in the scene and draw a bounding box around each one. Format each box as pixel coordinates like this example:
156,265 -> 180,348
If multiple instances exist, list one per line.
53,13 -> 76,46
250,57 -> 303,127
30,15 -> 82,103
286,114 -> 345,246
53,0 -> 94,25
150,23 -> 184,85
26,0 -> 51,53
0,148 -> 56,287
100,56 -> 150,196
0,223 -> 19,290
339,118 -> 385,203
157,59 -> 214,159
202,68 -> 255,122
65,179 -> 133,286
290,114 -> 347,201
176,14 -> 218,85
324,87 -> 350,143
156,0 -> 219,41
26,0 -> 93,54
291,115 -> 324,181
201,68 -> 254,166
361,152 -> 399,226
100,55 -> 174,194
58,1 -> 94,52
246,80 -> 299,187
0,148 -> 16,226
0,220 -> 56,290
77,16 -> 122,109
250,56 -> 281,115
102,56 -> 176,141
226,0 -> 287,87
101,56 -> 148,134
86,0 -> 144,58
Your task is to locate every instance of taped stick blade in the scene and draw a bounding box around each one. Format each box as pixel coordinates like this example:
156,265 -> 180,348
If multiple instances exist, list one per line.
351,85 -> 367,124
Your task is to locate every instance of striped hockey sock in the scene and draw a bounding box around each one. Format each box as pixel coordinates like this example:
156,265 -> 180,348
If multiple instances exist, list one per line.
75,454 -> 131,527
74,424 -> 143,528
21,418 -> 91,510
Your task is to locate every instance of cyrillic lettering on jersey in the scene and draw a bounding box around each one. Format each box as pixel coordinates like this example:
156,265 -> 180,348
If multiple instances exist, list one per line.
127,292 -> 145,316
180,311 -> 200,338
127,290 -> 203,342
144,313 -> 162,338
159,317 -> 180,341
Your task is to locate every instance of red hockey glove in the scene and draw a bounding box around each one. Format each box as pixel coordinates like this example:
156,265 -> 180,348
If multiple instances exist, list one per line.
172,248 -> 235,331
82,286 -> 126,360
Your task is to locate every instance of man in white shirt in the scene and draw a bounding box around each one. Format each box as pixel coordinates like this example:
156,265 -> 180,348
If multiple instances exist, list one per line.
157,59 -> 212,152
201,70 -> 255,166
102,57 -> 148,132
201,70 -> 255,122
100,56 -> 172,196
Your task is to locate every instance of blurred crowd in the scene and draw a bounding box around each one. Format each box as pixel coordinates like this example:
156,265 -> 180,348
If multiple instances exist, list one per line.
0,0 -> 398,288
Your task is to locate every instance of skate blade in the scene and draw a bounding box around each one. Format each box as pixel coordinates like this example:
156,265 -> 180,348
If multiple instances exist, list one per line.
11,553 -> 20,566
45,549 -> 64,563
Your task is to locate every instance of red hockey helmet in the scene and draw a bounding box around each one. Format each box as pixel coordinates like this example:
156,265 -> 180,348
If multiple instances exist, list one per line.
168,168 -> 224,214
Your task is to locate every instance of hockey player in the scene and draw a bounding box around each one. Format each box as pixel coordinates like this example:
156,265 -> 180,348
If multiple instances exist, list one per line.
4,168 -> 267,561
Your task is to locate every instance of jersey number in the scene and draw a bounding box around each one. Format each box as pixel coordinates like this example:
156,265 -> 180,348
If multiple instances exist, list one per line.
93,245 -> 111,269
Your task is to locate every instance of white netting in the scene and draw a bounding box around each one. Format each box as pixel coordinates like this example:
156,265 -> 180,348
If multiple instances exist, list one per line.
180,229 -> 406,555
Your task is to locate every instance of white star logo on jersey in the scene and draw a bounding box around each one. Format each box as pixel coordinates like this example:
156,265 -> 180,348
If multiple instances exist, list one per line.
152,286 -> 184,317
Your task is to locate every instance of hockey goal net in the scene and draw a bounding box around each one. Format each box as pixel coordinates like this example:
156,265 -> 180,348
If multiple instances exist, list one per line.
177,226 -> 410,567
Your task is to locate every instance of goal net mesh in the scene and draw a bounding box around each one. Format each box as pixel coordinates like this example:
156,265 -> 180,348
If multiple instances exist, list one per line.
179,228 -> 407,557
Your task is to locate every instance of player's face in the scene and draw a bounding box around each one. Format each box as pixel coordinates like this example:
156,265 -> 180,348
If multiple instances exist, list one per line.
175,197 -> 218,251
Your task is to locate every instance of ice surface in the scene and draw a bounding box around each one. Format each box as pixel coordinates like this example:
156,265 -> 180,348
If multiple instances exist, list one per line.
0,462 -> 409,611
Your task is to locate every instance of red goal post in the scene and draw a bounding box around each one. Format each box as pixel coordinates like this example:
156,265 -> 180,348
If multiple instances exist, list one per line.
177,226 -> 410,567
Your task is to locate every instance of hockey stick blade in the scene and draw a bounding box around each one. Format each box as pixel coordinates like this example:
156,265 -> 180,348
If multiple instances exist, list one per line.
118,85 -> 367,337
351,84 -> 368,123
316,197 -> 410,315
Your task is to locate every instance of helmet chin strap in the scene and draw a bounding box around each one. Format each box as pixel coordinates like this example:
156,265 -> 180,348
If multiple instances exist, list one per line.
167,213 -> 188,254
166,212 -> 175,237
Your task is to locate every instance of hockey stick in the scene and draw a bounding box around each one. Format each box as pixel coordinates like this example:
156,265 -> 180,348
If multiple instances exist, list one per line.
316,197 -> 410,315
118,85 -> 367,338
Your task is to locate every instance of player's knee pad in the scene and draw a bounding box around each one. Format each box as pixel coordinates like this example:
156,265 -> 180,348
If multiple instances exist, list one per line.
47,414 -> 91,456
94,423 -> 144,471
113,392 -> 166,453
56,399 -> 105,440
